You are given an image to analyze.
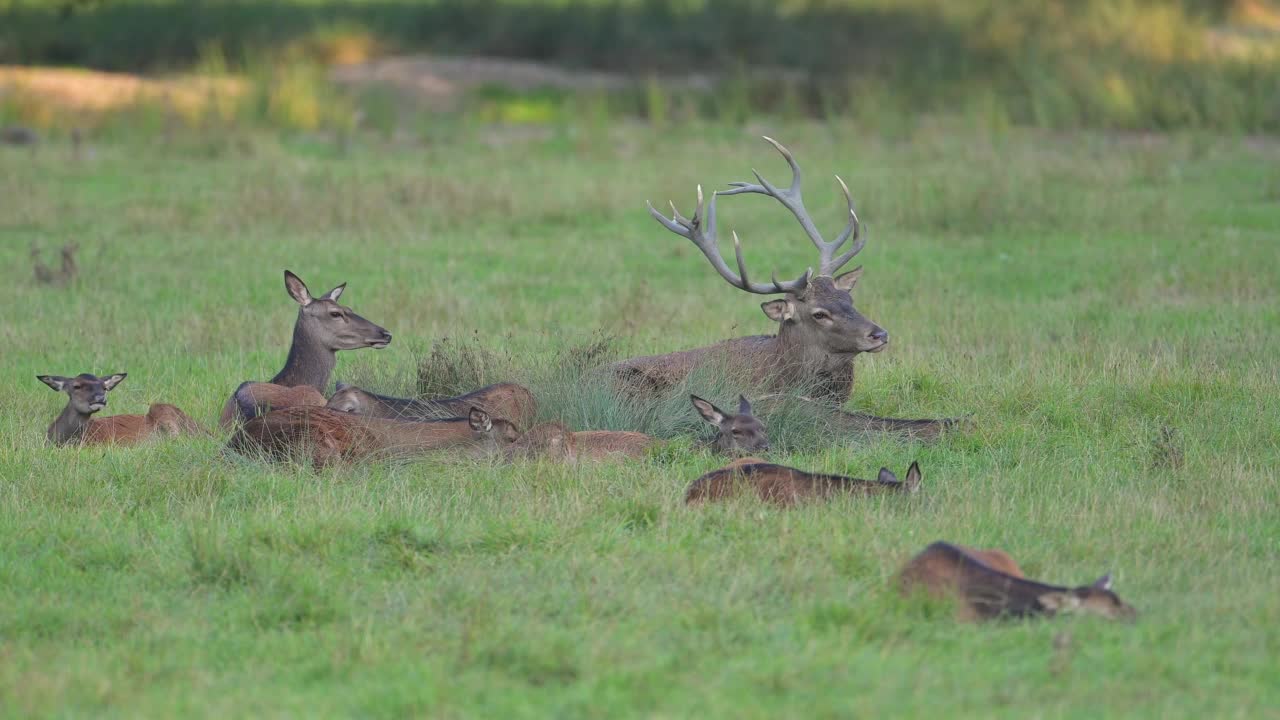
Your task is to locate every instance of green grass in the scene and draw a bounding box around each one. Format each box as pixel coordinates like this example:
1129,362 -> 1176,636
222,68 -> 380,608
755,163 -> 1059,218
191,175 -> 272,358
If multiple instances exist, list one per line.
2,119 -> 1279,717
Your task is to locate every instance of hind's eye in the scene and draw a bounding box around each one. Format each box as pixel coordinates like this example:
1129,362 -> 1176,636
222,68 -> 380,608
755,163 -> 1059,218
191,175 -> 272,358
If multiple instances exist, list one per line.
329,311 -> 342,318
732,429 -> 744,436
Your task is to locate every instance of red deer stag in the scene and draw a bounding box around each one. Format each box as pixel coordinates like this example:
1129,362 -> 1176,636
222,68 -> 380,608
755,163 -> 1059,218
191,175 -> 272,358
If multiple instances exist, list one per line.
897,541 -> 1137,622
684,457 -> 922,506
226,406 -> 518,468
612,137 -> 956,439
219,271 -> 392,429
690,394 -> 769,456
326,381 -> 538,427
39,372 -> 205,446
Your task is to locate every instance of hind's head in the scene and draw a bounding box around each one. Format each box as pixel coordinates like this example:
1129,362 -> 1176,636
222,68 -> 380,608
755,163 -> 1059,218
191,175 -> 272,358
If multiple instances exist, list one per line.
467,407 -> 522,454
38,372 -> 126,415
507,422 -> 576,461
691,394 -> 769,455
326,383 -> 373,415
1038,575 -> 1138,621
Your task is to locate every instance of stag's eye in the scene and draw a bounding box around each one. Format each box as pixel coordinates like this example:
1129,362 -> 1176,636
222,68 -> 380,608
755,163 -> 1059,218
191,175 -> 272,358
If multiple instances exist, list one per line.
329,311 -> 342,319
811,310 -> 831,321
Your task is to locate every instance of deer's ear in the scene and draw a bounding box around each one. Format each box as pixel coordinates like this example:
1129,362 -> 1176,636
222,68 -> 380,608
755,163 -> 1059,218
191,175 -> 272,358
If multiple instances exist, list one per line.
101,373 -> 127,390
878,467 -> 897,483
737,395 -> 753,416
906,461 -> 922,488
284,270 -> 312,306
690,395 -> 725,425
1038,592 -> 1080,613
468,407 -> 492,432
761,299 -> 793,322
1091,573 -> 1113,591
38,375 -> 69,392
334,381 -> 351,392
834,266 -> 864,291
321,283 -> 346,302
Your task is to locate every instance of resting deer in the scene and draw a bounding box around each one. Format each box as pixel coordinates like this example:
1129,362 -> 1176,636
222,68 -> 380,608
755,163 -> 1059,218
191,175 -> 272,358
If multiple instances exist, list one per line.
684,458 -> 921,506
690,394 -> 769,456
226,406 -> 517,468
32,242 -> 78,286
219,271 -> 392,429
611,137 -> 956,439
898,541 -> 1137,622
503,422 -> 656,462
327,382 -> 538,427
38,373 -> 205,446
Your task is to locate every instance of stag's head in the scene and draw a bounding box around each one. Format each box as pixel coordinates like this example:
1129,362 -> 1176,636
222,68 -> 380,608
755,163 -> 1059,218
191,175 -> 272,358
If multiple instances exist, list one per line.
284,270 -> 393,352
38,372 -> 126,415
648,137 -> 888,356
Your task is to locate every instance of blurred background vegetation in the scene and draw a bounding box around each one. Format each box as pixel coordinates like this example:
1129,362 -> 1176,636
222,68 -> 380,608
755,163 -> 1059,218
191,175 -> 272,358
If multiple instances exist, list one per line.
2,0 -> 1279,135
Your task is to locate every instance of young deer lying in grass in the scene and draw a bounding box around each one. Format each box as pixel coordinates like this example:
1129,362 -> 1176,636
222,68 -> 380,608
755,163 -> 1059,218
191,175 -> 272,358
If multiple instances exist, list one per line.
39,373 -> 204,446
225,406 -> 517,468
219,271 -> 392,429
897,541 -> 1137,622
690,394 -> 769,456
685,457 -> 921,506
326,381 -> 538,427
502,422 -> 656,462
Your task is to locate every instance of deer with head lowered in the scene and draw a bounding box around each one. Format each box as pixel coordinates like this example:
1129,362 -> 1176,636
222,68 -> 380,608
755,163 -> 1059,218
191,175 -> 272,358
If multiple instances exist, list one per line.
326,381 -> 538,428
611,137 -> 957,439
897,541 -> 1137,622
684,457 -> 922,506
219,271 -> 392,429
39,372 -> 206,446
226,406 -> 519,468
690,394 -> 769,456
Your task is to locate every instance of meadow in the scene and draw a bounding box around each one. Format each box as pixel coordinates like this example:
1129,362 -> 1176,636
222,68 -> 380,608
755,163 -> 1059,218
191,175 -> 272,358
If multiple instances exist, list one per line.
2,118 -> 1279,717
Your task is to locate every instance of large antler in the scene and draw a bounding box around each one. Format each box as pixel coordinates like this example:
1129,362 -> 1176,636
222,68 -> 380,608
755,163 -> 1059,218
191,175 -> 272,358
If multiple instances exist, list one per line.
647,184 -> 812,295
718,136 -> 865,278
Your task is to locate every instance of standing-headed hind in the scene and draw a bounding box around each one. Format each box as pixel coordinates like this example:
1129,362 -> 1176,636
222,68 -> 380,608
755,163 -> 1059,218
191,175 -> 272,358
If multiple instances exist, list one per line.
611,137 -> 960,438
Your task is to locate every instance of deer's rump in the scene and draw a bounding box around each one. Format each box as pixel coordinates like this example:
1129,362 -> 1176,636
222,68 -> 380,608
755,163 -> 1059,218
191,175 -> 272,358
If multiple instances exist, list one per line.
83,404 -> 205,445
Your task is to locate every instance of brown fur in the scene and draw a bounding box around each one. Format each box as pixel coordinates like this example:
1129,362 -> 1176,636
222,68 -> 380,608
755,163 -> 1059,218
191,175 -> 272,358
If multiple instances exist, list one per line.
79,404 -> 205,445
685,459 -> 921,507
504,422 -> 655,462
326,382 -> 537,427
226,406 -> 517,468
219,383 -> 327,429
897,542 -> 1137,622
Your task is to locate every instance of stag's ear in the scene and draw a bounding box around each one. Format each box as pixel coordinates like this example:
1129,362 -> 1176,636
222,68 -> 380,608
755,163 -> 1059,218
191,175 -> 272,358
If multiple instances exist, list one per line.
321,283 -> 346,302
1091,574 -> 1113,591
101,373 -> 127,391
284,270 -> 312,306
690,395 -> 725,425
878,467 -> 897,483
1038,592 -> 1080,613
38,375 -> 70,392
468,407 -> 492,432
737,395 -> 753,416
761,299 -> 793,322
834,266 -> 864,291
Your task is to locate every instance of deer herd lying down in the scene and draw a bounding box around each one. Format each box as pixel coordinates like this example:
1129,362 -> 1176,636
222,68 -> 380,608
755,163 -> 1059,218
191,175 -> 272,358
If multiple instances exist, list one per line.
34,138 -> 1137,623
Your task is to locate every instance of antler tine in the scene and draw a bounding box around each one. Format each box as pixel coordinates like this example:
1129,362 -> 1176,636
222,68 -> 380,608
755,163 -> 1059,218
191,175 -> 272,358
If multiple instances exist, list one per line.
718,136 -> 868,278
824,175 -> 866,275
647,185 -> 808,295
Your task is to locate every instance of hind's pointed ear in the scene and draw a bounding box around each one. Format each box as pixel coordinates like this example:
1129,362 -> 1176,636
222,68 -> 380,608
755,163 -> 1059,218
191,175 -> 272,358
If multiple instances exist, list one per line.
1038,592 -> 1080,613
102,373 -> 127,390
833,266 -> 864,291
690,395 -> 725,425
737,395 -> 753,416
878,467 -> 897,483
906,461 -> 922,485
284,270 -> 312,306
1091,573 -> 1113,591
761,299 -> 793,323
321,283 -> 346,302
468,407 -> 492,432
38,375 -> 70,392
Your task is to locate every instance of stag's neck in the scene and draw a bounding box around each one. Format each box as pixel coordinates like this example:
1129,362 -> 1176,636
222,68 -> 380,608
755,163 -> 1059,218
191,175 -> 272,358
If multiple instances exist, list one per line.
770,328 -> 857,403
48,403 -> 91,445
271,322 -> 335,390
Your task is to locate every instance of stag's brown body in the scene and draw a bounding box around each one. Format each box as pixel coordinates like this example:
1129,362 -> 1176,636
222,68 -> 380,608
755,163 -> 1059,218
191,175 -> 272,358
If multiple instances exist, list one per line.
613,137 -> 956,439
326,382 -> 537,427
226,406 -> 511,467
685,459 -> 921,506
897,542 -> 1137,622
220,271 -> 391,429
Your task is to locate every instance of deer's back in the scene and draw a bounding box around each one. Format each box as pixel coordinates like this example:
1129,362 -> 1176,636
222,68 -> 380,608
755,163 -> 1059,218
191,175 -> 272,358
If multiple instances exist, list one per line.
228,406 -> 374,466
82,414 -> 150,445
686,461 -> 911,506
610,336 -> 775,393
572,430 -> 655,460
220,382 -> 327,429
898,542 -> 1047,621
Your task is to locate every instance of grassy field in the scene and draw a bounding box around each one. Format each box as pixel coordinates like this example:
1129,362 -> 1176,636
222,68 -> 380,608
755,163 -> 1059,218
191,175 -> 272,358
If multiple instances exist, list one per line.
2,120 -> 1279,717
